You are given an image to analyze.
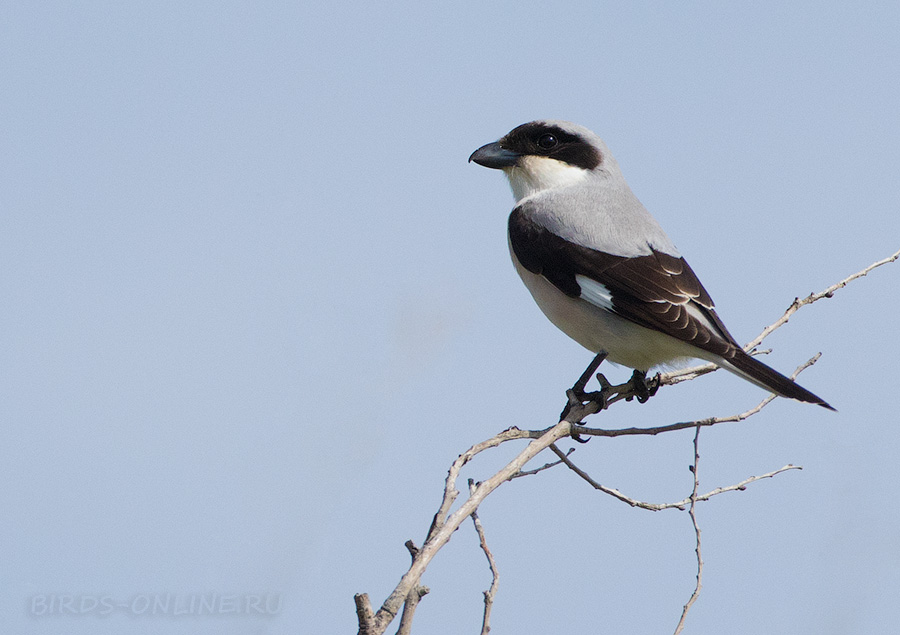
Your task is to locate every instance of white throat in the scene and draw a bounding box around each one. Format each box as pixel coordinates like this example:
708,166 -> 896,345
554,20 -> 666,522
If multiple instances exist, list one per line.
504,155 -> 590,203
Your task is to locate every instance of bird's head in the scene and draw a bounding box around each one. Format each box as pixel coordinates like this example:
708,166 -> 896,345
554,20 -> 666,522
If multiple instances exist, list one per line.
469,120 -> 616,202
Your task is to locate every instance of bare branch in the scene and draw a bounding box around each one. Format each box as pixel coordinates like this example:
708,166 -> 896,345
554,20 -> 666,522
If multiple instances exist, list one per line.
427,426 -> 540,542
694,464 -> 802,501
469,480 -> 499,635
364,420 -> 575,635
354,251 -> 898,634
359,354 -> 816,632
571,392 -> 774,438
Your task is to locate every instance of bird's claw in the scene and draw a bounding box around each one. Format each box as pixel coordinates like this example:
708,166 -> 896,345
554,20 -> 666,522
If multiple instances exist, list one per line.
561,363 -> 659,426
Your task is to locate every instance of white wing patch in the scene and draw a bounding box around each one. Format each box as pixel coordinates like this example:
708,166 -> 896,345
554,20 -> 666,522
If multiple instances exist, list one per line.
578,273 -> 724,340
575,275 -> 615,311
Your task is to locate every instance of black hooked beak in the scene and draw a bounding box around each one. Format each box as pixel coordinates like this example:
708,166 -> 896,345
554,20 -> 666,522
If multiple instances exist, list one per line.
468,141 -> 521,169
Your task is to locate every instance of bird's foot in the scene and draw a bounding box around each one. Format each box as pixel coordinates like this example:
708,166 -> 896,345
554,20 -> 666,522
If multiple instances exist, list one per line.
624,370 -> 660,404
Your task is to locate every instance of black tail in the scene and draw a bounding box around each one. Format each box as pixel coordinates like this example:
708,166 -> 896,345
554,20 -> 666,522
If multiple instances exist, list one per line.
719,349 -> 835,411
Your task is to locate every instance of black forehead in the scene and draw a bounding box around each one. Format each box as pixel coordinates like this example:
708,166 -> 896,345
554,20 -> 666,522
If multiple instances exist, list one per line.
500,122 -> 602,170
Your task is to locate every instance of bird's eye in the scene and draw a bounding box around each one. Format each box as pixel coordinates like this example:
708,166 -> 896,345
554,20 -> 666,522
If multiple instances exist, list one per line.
537,133 -> 558,149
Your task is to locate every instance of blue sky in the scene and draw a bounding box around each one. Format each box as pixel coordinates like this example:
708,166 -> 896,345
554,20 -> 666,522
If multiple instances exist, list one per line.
2,2 -> 899,634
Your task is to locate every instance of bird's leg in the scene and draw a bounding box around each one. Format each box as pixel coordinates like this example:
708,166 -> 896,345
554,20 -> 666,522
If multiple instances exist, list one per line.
561,351 -> 609,424
572,351 -> 608,398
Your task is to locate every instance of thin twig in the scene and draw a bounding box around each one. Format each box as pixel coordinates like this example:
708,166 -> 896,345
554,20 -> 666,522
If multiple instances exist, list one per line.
673,425 -> 704,635
469,480 -> 499,635
549,444 -> 801,511
694,465 -> 801,501
744,248 -> 900,352
509,448 -> 574,479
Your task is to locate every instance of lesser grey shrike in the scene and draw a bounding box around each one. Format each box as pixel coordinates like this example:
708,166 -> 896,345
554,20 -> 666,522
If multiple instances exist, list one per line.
469,120 -> 832,410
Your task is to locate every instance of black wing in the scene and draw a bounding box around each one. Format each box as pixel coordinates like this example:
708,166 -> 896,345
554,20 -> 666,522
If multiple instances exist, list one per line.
508,205 -> 739,360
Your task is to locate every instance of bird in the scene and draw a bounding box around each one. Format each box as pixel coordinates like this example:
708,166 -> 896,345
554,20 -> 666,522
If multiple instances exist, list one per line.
469,120 -> 833,410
